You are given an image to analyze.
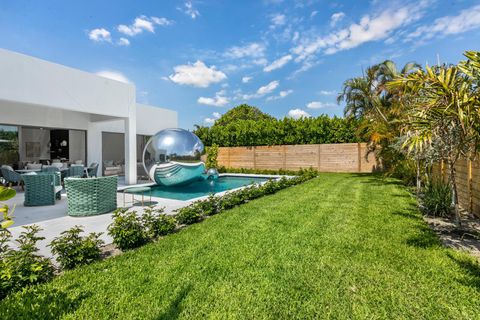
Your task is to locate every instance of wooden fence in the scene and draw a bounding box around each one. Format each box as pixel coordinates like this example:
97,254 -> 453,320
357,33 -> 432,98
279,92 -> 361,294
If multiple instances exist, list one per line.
217,143 -> 379,173
432,159 -> 480,217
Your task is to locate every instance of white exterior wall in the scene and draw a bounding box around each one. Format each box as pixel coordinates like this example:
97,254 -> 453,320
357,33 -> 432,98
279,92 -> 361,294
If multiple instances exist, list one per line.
0,49 -> 178,185
0,49 -> 135,117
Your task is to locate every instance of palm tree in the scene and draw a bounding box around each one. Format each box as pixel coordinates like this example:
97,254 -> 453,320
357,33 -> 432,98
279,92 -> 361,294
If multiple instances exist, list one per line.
388,63 -> 479,225
337,60 -> 420,172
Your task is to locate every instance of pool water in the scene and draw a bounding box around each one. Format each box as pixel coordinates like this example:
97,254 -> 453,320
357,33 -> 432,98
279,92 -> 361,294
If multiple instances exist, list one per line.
142,175 -> 270,201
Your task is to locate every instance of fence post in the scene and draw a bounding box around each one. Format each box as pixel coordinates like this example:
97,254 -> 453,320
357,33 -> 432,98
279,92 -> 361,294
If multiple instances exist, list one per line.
317,144 -> 321,171
357,143 -> 362,172
227,147 -> 231,168
468,159 -> 473,214
283,145 -> 287,170
253,146 -> 257,170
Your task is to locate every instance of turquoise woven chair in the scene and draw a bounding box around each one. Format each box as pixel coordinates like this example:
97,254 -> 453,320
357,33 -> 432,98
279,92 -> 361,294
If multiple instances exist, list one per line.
66,165 -> 84,178
64,175 -> 118,216
22,172 -> 62,206
1,167 -> 23,188
42,166 -> 61,173
87,163 -> 99,177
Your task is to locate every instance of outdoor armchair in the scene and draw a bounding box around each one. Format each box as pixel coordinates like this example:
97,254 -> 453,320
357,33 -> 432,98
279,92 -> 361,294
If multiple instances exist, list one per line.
22,172 -> 62,206
87,163 -> 99,177
1,166 -> 23,188
64,175 -> 118,216
66,165 -> 84,178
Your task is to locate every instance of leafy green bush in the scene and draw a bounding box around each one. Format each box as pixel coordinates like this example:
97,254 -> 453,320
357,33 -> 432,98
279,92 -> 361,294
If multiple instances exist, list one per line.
141,207 -> 176,238
0,186 -> 16,229
205,144 -> 219,169
175,205 -> 203,225
423,180 -> 453,217
49,226 -> 104,270
0,225 -> 54,299
196,195 -> 219,216
108,208 -> 148,251
194,111 -> 361,147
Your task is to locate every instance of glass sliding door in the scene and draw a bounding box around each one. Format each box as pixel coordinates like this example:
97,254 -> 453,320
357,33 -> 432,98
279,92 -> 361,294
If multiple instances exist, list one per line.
0,125 -> 19,168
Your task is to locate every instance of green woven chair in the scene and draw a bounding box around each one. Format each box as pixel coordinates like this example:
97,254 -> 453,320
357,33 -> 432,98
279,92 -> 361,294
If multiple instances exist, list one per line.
1,167 -> 23,188
22,172 -> 62,206
87,163 -> 99,177
42,166 -> 61,173
64,175 -> 118,216
66,165 -> 84,178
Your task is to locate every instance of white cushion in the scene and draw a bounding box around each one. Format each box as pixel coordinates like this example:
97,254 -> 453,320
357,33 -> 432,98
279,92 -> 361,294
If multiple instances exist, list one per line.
1,165 -> 14,171
51,163 -> 63,169
27,163 -> 43,170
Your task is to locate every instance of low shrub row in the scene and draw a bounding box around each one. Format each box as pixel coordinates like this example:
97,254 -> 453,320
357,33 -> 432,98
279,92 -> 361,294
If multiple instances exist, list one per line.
108,207 -> 176,251
217,166 -> 317,176
0,169 -> 318,300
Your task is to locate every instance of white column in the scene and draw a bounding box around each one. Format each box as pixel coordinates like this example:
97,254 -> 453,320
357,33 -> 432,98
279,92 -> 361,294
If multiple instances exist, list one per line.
87,122 -> 103,176
124,114 -> 137,185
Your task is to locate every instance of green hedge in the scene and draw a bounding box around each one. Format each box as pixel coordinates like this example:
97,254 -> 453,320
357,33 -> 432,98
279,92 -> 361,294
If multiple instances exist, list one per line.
194,115 -> 361,147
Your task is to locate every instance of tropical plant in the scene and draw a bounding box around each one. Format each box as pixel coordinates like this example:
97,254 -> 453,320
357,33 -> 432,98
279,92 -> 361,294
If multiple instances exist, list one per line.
0,225 -> 54,299
49,225 -> 104,270
108,208 -> 148,250
388,62 -> 479,225
0,186 -> 16,229
422,179 -> 453,217
338,60 -> 420,173
205,144 -> 219,169
141,207 -> 176,238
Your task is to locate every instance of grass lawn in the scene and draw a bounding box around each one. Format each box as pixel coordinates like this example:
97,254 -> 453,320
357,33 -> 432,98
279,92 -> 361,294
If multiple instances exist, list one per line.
1,173 -> 480,319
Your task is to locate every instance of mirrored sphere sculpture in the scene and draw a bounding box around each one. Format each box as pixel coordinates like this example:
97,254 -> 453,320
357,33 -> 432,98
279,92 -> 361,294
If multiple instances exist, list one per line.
206,168 -> 219,180
143,128 -> 205,186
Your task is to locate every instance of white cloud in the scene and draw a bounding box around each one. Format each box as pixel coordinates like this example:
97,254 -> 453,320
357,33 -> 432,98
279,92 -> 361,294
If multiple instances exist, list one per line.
224,42 -> 266,59
407,5 -> 480,42
292,2 -> 427,59
117,15 -> 172,37
330,12 -> 345,27
96,70 -> 130,83
118,37 -> 130,46
306,101 -> 336,109
241,80 -> 280,100
271,14 -> 286,28
263,54 -> 292,72
257,80 -> 279,95
319,90 -> 336,95
169,61 -> 227,88
266,89 -> 293,101
198,90 -> 230,107
204,111 -> 221,124
311,11 -> 318,18
287,108 -> 311,119
179,1 -> 200,19
88,28 -> 111,42
242,76 -> 253,83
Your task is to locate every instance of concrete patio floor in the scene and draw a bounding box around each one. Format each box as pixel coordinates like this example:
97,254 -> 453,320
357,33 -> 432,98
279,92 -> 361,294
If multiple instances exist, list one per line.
4,187 -> 190,259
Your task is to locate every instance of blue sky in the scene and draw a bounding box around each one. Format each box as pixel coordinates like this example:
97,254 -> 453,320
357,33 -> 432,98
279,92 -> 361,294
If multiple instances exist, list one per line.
1,0 -> 479,129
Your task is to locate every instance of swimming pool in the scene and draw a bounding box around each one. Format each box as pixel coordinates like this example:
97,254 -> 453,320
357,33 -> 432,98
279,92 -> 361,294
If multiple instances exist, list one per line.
139,175 -> 271,201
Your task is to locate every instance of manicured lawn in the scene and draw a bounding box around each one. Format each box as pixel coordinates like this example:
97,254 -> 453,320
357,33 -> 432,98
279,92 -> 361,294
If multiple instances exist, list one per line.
1,173 -> 480,319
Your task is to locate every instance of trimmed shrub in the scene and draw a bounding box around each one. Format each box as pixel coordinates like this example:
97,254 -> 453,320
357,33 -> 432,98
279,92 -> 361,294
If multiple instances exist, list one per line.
175,205 -> 204,225
49,226 -> 104,270
141,207 -> 176,238
423,179 -> 453,217
108,208 -> 148,251
0,226 -> 54,299
196,194 -> 219,216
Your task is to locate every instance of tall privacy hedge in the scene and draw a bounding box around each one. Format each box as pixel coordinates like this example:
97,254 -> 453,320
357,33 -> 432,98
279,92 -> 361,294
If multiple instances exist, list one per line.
194,115 -> 361,147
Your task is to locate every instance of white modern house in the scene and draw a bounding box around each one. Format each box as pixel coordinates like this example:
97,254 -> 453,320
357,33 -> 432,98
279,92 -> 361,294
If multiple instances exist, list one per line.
0,49 -> 177,185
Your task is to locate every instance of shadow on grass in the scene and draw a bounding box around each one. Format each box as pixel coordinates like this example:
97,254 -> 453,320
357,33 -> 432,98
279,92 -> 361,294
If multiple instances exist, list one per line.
0,285 -> 90,320
154,284 -> 192,320
391,203 -> 421,220
405,223 -> 441,249
447,252 -> 480,291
